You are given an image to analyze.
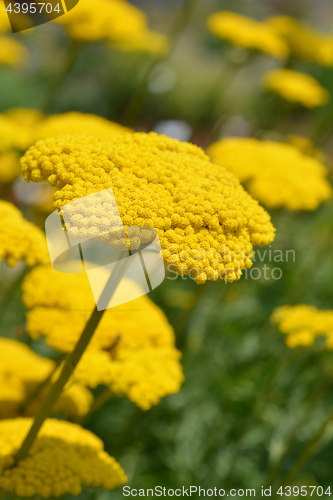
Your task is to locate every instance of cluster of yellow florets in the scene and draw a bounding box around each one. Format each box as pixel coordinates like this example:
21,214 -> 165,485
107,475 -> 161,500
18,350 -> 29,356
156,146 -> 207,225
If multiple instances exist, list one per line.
271,305 -> 333,349
21,132 -> 275,283
208,137 -> 332,211
56,0 -> 168,53
263,69 -> 330,108
22,265 -> 184,410
206,11 -> 289,60
267,16 -> 333,66
0,337 -> 92,419
0,201 -> 49,267
0,418 -> 127,497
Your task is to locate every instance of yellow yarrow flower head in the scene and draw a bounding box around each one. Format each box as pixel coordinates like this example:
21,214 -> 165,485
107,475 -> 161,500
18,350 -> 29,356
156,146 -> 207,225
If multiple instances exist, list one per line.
0,36 -> 28,67
55,0 -> 168,53
0,114 -> 33,152
267,16 -> 333,66
21,132 -> 275,284
207,11 -> 289,60
0,201 -> 49,267
0,337 -> 92,419
263,69 -> 330,108
286,135 -> 325,161
0,418 -> 127,497
5,107 -> 45,126
207,137 -> 332,211
36,111 -> 131,140
23,265 -> 184,410
271,305 -> 333,349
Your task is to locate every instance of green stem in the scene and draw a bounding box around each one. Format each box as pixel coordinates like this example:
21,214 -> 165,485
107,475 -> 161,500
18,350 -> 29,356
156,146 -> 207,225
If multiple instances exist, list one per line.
11,254 -> 129,465
264,369 -> 333,487
278,405 -> 333,488
121,0 -> 199,127
19,354 -> 66,415
43,40 -> 84,113
0,266 -> 29,331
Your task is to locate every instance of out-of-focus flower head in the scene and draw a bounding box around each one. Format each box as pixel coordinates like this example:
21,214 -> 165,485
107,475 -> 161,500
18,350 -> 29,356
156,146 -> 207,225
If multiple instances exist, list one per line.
0,37 -> 28,67
208,137 -> 332,211
5,107 -> 45,127
0,337 -> 92,419
21,132 -> 275,284
207,11 -> 289,60
23,266 -> 184,410
0,418 -> 127,497
271,304 -> 333,349
263,69 -> 330,108
286,135 -> 325,162
36,111 -> 131,140
267,16 -> 333,66
0,201 -> 49,267
55,0 -> 169,54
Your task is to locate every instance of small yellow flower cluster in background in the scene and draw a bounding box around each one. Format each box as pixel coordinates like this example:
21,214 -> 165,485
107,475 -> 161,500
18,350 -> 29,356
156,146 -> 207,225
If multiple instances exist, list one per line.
0,337 -> 92,419
0,201 -> 49,267
286,135 -> 325,161
56,0 -> 168,54
0,5 -> 29,66
23,266 -> 184,410
0,37 -> 28,67
207,11 -> 289,60
0,110 -> 130,183
267,16 -> 333,66
0,418 -> 127,497
271,305 -> 333,349
36,111 -> 131,140
263,69 -> 330,108
207,137 -> 332,211
21,132 -> 275,284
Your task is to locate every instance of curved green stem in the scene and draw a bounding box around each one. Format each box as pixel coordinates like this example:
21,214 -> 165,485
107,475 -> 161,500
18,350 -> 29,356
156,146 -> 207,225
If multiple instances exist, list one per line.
11,254 -> 129,465
81,387 -> 115,425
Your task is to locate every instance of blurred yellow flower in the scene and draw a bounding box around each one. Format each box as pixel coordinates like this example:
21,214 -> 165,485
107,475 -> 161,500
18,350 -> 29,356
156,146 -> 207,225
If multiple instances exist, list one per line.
271,304 -> 333,349
286,135 -> 324,161
0,151 -> 21,183
207,11 -> 289,60
56,0 -> 168,53
0,201 -> 49,267
36,111 -> 131,140
0,418 -> 127,497
267,16 -> 333,66
263,69 -> 330,108
0,337 -> 92,419
208,137 -> 332,211
0,36 -> 28,67
21,133 -> 275,284
0,110 -> 129,183
5,107 -> 45,126
23,266 -> 184,410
